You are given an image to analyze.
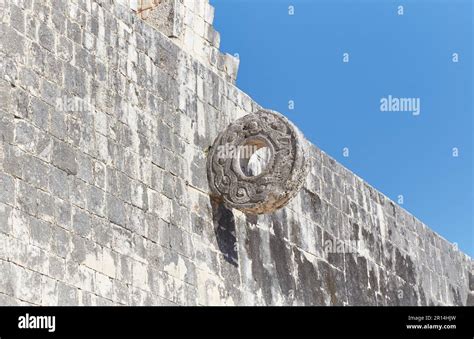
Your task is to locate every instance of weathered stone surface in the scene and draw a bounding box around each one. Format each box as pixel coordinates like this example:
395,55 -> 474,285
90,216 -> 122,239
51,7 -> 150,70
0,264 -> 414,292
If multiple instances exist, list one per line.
0,0 -> 470,306
52,141 -> 78,175
0,173 -> 15,205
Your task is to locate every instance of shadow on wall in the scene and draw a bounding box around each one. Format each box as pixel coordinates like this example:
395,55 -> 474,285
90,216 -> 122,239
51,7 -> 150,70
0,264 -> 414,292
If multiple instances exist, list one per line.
211,199 -> 239,267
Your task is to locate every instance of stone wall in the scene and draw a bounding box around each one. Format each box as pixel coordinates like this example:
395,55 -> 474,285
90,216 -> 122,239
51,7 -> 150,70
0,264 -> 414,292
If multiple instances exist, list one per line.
0,0 -> 471,306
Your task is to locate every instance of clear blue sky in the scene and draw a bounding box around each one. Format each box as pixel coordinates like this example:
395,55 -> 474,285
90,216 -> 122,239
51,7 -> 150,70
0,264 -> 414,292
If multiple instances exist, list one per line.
210,0 -> 473,257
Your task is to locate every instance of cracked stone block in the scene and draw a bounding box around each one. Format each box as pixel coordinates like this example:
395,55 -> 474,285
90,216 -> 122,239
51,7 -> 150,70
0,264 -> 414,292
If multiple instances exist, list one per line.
52,141 -> 78,175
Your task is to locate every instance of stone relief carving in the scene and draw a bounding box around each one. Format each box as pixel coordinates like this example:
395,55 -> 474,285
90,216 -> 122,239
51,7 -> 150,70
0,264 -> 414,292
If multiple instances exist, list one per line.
207,109 -> 309,214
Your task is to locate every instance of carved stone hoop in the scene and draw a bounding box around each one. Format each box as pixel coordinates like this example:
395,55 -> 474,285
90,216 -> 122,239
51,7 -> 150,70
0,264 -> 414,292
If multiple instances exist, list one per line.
207,109 -> 308,214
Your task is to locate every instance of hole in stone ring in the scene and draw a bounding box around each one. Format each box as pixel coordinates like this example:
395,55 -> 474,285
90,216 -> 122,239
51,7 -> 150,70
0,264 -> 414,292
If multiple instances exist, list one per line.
239,138 -> 272,177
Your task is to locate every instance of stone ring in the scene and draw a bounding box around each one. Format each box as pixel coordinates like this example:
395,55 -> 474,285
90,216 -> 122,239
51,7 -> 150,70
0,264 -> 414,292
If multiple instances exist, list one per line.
207,109 -> 308,214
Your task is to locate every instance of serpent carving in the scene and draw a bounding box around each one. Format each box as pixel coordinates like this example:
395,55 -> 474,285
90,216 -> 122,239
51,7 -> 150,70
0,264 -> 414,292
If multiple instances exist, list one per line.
207,109 -> 308,214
